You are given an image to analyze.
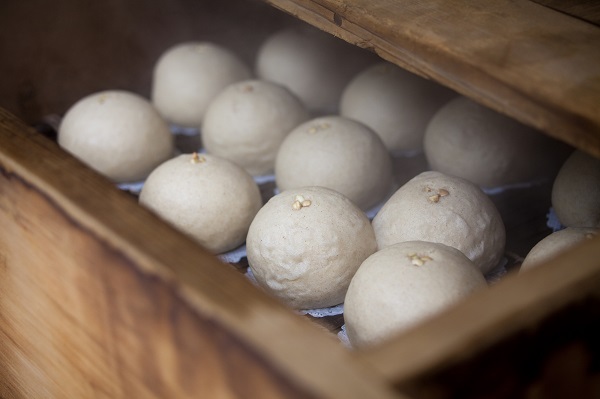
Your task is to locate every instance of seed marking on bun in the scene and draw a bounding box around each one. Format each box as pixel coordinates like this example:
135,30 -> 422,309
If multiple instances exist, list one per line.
407,253 -> 433,266
426,187 -> 450,203
292,195 -> 312,210
307,122 -> 331,134
190,152 -> 206,164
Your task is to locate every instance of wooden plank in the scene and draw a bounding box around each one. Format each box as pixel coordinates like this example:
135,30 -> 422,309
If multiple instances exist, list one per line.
263,0 -> 600,158
531,0 -> 600,26
357,236 -> 600,398
0,107 -> 404,399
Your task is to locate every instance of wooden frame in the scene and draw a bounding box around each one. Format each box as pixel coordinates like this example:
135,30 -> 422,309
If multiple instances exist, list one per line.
1,1 -> 599,398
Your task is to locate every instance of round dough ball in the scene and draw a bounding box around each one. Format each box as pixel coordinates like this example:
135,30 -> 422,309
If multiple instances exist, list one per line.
275,116 -> 393,210
139,153 -> 262,254
202,80 -> 309,176
246,186 -> 378,309
255,26 -> 377,115
344,241 -> 487,347
151,42 -> 251,127
520,227 -> 599,272
58,90 -> 174,183
424,96 -> 569,188
551,150 -> 600,228
372,171 -> 506,274
340,62 -> 456,152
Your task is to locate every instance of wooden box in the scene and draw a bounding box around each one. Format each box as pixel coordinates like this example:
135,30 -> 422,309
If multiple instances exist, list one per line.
1,1 -> 599,398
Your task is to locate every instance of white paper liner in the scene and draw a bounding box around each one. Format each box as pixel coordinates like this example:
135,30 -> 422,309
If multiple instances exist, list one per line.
481,177 -> 549,195
116,180 -> 145,195
254,173 -> 276,185
484,257 -> 509,285
546,207 -> 565,232
217,244 -> 247,264
170,124 -> 201,137
337,325 -> 352,348
298,303 -> 344,317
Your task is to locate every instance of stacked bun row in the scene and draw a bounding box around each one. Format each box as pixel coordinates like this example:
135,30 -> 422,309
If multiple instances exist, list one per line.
56,24 -> 599,348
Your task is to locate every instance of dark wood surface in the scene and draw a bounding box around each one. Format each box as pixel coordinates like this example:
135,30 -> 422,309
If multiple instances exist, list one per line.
0,0 -> 298,124
532,0 -> 600,26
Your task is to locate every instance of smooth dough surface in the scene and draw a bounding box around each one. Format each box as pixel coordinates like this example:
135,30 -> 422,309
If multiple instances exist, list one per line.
151,42 -> 251,127
202,79 -> 309,176
246,186 -> 378,309
139,153 -> 262,254
520,227 -> 599,272
424,96 -> 569,188
340,62 -> 456,152
58,90 -> 174,183
255,26 -> 376,115
275,116 -> 393,210
551,150 -> 600,228
344,241 -> 487,348
372,171 -> 506,274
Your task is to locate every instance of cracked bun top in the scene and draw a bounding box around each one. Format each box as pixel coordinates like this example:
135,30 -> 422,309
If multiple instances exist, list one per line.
246,186 -> 377,310
372,171 -> 506,274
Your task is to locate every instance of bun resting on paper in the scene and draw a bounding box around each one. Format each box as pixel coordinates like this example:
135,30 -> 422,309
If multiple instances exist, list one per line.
344,241 -> 487,347
139,153 -> 262,254
424,96 -> 569,188
372,171 -> 506,274
151,42 -> 251,127
520,227 -> 600,272
202,79 -> 309,176
275,115 -> 393,211
58,90 -> 174,183
246,186 -> 378,310
255,25 -> 376,115
551,150 -> 600,228
340,61 -> 456,152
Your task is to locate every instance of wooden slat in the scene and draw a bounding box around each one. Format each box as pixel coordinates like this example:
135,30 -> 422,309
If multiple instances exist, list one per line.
263,0 -> 600,158
357,236 -> 600,398
531,0 -> 600,26
0,107 -> 404,399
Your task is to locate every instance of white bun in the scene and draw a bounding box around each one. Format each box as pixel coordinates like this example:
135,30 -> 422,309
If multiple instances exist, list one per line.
372,171 -> 506,274
246,186 -> 377,309
58,90 -> 174,183
151,42 -> 251,127
275,116 -> 393,210
255,26 -> 376,115
139,153 -> 262,254
424,96 -> 568,188
551,150 -> 600,228
202,80 -> 309,176
520,227 -> 599,272
344,241 -> 487,347
340,62 -> 456,152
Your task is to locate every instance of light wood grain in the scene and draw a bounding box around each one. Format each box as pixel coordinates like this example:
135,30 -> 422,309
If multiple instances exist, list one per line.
0,108 -> 404,398
358,235 -> 600,398
264,0 -> 600,157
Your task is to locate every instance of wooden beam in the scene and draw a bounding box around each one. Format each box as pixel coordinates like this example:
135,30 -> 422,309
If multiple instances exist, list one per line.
264,0 -> 600,158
